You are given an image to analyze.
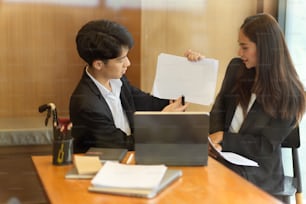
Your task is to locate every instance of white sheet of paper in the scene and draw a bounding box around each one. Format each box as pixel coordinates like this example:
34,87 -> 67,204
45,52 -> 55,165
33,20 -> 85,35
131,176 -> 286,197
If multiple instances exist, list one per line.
220,152 -> 259,167
152,53 -> 219,105
91,162 -> 167,189
208,138 -> 259,167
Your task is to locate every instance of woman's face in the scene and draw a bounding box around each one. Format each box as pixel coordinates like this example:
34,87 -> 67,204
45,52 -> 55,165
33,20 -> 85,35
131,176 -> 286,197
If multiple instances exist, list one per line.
237,30 -> 257,69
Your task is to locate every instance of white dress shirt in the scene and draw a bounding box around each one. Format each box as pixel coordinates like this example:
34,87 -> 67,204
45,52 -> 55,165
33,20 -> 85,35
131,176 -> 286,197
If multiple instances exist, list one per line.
229,93 -> 256,133
86,68 -> 131,136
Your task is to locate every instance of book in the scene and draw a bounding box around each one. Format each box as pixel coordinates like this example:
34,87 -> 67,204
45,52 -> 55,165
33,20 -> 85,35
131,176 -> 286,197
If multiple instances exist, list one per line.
65,155 -> 102,179
88,162 -> 182,198
65,167 -> 96,179
65,148 -> 128,180
85,147 -> 128,163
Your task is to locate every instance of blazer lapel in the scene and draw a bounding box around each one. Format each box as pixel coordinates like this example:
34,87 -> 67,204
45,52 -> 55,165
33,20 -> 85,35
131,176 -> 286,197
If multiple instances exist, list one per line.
82,70 -> 113,119
239,102 -> 270,133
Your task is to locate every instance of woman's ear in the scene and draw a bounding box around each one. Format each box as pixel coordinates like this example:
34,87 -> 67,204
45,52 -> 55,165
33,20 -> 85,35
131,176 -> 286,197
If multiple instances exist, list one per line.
92,59 -> 104,70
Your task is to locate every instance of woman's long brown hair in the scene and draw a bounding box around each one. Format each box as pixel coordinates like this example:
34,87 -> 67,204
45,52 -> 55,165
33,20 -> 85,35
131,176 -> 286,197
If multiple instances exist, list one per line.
238,13 -> 305,123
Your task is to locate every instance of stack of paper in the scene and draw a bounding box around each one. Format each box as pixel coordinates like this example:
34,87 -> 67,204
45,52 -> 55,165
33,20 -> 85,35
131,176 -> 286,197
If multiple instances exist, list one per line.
88,163 -> 182,198
91,162 -> 167,189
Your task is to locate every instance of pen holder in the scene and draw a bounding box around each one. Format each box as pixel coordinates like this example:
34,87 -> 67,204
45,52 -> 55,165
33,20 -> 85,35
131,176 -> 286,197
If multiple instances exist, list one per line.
52,124 -> 73,165
52,138 -> 73,165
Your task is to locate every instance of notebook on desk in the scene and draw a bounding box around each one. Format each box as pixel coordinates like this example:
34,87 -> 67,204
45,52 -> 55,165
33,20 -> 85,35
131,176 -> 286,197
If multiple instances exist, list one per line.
65,167 -> 96,179
88,169 -> 182,198
85,147 -> 128,163
133,112 -> 209,166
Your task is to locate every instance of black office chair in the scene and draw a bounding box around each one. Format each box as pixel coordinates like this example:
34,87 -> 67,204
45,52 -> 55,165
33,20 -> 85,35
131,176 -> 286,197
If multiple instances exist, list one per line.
274,127 -> 303,204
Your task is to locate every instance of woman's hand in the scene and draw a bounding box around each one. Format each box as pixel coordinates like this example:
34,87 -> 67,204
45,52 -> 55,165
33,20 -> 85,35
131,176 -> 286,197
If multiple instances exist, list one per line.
162,96 -> 188,112
209,131 -> 224,151
184,49 -> 205,62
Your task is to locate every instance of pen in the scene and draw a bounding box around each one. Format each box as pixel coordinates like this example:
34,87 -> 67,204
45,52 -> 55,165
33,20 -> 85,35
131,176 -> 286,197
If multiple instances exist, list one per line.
126,153 -> 134,164
48,103 -> 58,127
181,95 -> 185,106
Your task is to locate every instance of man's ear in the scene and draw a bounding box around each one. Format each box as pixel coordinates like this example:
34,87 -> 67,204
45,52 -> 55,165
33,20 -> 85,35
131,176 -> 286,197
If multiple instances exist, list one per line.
92,60 -> 104,70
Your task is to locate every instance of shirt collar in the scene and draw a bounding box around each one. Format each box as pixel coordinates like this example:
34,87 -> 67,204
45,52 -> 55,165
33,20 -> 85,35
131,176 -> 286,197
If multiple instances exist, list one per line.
85,66 -> 122,97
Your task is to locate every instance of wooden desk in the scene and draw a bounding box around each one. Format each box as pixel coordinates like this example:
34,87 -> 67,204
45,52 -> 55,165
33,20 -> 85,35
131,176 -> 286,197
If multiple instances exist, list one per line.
32,154 -> 282,204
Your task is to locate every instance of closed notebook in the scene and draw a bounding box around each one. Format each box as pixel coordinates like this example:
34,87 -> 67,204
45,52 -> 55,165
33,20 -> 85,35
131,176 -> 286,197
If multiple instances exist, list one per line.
65,155 -> 102,179
65,167 -> 96,179
85,147 -> 128,163
88,169 -> 182,198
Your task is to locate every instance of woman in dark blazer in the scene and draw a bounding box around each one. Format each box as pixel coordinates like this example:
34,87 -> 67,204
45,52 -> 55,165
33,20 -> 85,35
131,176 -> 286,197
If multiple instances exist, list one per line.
185,13 -> 305,196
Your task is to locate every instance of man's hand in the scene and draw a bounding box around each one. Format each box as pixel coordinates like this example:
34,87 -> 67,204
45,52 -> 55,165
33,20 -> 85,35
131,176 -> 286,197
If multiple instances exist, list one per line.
162,96 -> 188,112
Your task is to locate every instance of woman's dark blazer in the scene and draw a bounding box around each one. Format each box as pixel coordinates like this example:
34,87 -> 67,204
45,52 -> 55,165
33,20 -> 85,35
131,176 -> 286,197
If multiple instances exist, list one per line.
210,58 -> 295,194
69,69 -> 169,153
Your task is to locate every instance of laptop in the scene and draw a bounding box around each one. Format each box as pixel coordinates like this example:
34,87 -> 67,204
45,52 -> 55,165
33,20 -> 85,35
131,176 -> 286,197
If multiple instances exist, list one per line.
88,169 -> 182,198
133,111 -> 209,166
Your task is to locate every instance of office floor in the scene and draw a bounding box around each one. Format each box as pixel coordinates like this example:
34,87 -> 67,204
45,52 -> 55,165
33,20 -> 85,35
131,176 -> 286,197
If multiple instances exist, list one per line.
282,117 -> 306,204
0,145 -> 51,204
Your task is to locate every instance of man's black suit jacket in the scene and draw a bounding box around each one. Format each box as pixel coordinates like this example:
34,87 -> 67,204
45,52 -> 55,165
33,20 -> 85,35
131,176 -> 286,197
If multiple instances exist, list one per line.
210,58 -> 295,194
69,70 -> 169,153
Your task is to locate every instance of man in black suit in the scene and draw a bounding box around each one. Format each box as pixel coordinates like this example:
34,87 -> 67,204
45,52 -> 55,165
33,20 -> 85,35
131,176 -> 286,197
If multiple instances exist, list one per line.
70,19 -> 187,153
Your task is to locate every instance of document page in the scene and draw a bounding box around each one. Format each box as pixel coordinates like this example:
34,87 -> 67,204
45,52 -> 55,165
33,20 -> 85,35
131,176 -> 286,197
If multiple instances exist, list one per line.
91,162 -> 167,189
208,138 -> 259,167
152,53 -> 219,105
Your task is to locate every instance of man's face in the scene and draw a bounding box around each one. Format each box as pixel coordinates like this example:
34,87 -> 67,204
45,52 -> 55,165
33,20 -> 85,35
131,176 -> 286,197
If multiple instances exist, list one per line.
102,47 -> 131,79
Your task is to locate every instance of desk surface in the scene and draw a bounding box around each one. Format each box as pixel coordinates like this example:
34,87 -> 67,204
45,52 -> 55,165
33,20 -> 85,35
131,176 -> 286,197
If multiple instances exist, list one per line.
32,154 -> 282,204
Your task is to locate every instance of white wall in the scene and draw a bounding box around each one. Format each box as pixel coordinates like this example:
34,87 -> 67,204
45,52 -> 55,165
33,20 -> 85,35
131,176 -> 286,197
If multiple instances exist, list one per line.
141,0 -> 257,111
285,0 -> 306,89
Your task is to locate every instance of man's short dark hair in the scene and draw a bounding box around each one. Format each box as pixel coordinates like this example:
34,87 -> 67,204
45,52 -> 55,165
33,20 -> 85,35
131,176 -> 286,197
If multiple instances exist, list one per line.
76,19 -> 134,65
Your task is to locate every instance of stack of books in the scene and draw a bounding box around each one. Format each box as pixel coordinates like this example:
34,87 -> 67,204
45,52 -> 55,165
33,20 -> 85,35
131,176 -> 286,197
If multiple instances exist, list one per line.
64,147 -> 182,198
89,162 -> 182,198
